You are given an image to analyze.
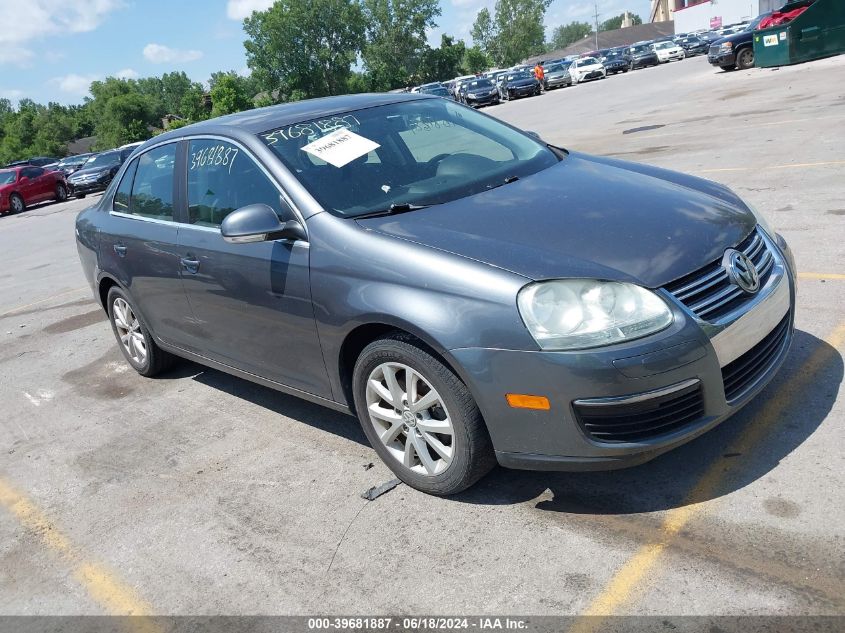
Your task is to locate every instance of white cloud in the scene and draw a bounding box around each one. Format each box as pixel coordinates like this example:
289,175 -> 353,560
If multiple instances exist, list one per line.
51,73 -> 100,96
115,68 -> 139,79
226,0 -> 275,20
143,43 -> 203,64
0,47 -> 35,67
0,0 -> 123,64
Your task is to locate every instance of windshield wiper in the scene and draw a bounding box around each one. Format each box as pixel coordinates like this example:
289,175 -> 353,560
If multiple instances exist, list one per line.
485,175 -> 520,191
354,202 -> 430,219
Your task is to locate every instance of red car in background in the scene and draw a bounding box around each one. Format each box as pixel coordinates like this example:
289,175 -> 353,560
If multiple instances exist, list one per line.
0,165 -> 69,215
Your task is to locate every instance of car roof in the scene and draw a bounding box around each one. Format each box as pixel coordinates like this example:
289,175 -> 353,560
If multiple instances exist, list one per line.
151,93 -> 431,147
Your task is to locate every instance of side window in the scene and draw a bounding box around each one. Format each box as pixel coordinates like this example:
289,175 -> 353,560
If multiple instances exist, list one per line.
128,144 -> 176,220
113,159 -> 138,213
28,167 -> 45,178
186,139 -> 283,227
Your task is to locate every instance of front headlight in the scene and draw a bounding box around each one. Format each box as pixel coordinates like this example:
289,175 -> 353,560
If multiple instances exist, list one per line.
517,280 -> 674,350
720,42 -> 733,51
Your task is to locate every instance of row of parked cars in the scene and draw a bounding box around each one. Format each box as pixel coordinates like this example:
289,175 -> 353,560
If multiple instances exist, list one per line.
0,142 -> 142,216
406,19 -> 764,111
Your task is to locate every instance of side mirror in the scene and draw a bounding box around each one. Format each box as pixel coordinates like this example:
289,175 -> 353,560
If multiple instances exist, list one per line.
19,176 -> 29,183
221,203 -> 307,244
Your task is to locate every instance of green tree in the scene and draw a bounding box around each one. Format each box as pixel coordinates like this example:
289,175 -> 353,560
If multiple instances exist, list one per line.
244,0 -> 366,101
601,13 -> 642,32
463,46 -> 491,74
210,74 -> 253,117
361,0 -> 442,90
180,84 -> 210,122
549,21 -> 593,50
419,35 -> 467,83
160,71 -> 195,115
470,8 -> 499,63
471,0 -> 551,67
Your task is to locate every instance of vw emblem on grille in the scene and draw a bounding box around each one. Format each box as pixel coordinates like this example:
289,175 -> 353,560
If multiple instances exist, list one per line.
724,249 -> 760,294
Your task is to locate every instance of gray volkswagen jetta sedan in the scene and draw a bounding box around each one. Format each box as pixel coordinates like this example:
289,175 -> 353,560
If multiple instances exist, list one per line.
76,93 -> 796,495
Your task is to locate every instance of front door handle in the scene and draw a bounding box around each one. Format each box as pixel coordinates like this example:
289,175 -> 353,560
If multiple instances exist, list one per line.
180,256 -> 200,274
113,244 -> 127,257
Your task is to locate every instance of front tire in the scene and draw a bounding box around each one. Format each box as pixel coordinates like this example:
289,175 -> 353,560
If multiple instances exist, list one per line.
353,335 -> 495,496
736,48 -> 754,70
9,193 -> 24,214
107,286 -> 174,377
55,182 -> 68,202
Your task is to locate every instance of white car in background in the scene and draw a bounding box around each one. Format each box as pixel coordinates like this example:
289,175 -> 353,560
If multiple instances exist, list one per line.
569,57 -> 606,84
652,41 -> 686,62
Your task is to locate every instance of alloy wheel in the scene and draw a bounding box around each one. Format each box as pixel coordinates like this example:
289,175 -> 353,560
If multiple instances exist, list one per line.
10,196 -> 23,213
112,297 -> 147,365
365,362 -> 455,476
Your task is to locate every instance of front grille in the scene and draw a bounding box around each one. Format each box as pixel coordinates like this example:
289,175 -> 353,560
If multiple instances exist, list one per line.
722,314 -> 790,401
574,381 -> 705,443
664,228 -> 775,322
709,44 -> 720,56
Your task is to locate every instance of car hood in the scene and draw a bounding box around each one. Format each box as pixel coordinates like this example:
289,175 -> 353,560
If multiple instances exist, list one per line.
507,78 -> 536,87
632,51 -> 655,58
70,165 -> 114,179
714,30 -> 751,46
356,152 -> 756,288
577,64 -> 603,71
547,70 -> 570,78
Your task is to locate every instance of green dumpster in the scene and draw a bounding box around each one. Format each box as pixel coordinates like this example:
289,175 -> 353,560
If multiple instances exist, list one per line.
754,0 -> 845,67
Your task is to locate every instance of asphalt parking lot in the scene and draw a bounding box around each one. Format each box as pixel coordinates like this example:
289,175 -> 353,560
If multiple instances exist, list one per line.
1,55 -> 844,620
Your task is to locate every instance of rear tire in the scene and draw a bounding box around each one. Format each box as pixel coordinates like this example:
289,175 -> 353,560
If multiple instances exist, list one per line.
106,286 -> 174,377
736,47 -> 754,70
353,334 -> 495,496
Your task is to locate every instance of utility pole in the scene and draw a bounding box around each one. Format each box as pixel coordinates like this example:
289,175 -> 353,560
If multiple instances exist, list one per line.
593,1 -> 601,51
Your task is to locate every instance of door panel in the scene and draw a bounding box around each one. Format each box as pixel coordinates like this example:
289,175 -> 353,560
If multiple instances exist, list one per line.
98,142 -> 195,345
177,137 -> 330,398
177,229 -> 330,397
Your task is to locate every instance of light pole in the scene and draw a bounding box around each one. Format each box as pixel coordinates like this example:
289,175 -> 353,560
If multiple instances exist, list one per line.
593,1 -> 601,51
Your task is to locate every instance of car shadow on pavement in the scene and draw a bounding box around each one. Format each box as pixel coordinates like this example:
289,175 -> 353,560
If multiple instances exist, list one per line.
184,363 -> 368,447
452,329 -> 843,514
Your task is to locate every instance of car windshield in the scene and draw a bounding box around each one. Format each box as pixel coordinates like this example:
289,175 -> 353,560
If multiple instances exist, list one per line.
423,87 -> 449,96
260,98 -> 560,218
507,72 -> 531,81
84,152 -> 119,168
655,42 -> 672,49
467,80 -> 493,90
746,14 -> 768,31
0,170 -> 16,185
545,63 -> 565,72
580,57 -> 599,65
630,45 -> 649,54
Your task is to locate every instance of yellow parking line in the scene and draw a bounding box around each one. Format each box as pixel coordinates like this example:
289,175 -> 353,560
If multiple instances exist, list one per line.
0,286 -> 88,319
698,160 -> 845,174
799,272 -> 845,280
0,478 -> 155,620
570,320 -> 845,631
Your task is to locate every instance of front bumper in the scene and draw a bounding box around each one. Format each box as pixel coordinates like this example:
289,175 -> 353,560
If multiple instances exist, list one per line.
545,76 -> 570,87
709,51 -> 736,66
450,230 -> 796,471
69,179 -> 109,195
466,93 -> 498,106
508,85 -> 537,97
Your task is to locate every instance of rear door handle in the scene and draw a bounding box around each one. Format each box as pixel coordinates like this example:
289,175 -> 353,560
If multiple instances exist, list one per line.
180,256 -> 200,274
113,244 -> 127,257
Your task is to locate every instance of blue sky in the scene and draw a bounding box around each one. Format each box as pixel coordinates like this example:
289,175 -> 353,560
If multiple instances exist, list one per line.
0,0 -> 651,107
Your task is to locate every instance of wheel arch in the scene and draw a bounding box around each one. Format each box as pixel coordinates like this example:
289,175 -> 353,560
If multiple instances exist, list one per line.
337,319 -> 478,414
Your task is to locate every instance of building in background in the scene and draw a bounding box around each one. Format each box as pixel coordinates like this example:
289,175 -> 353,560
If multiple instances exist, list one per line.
652,1 -> 785,33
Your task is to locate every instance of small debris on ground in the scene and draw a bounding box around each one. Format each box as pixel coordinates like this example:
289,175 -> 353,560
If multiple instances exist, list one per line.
361,478 -> 402,501
362,462 -> 374,471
